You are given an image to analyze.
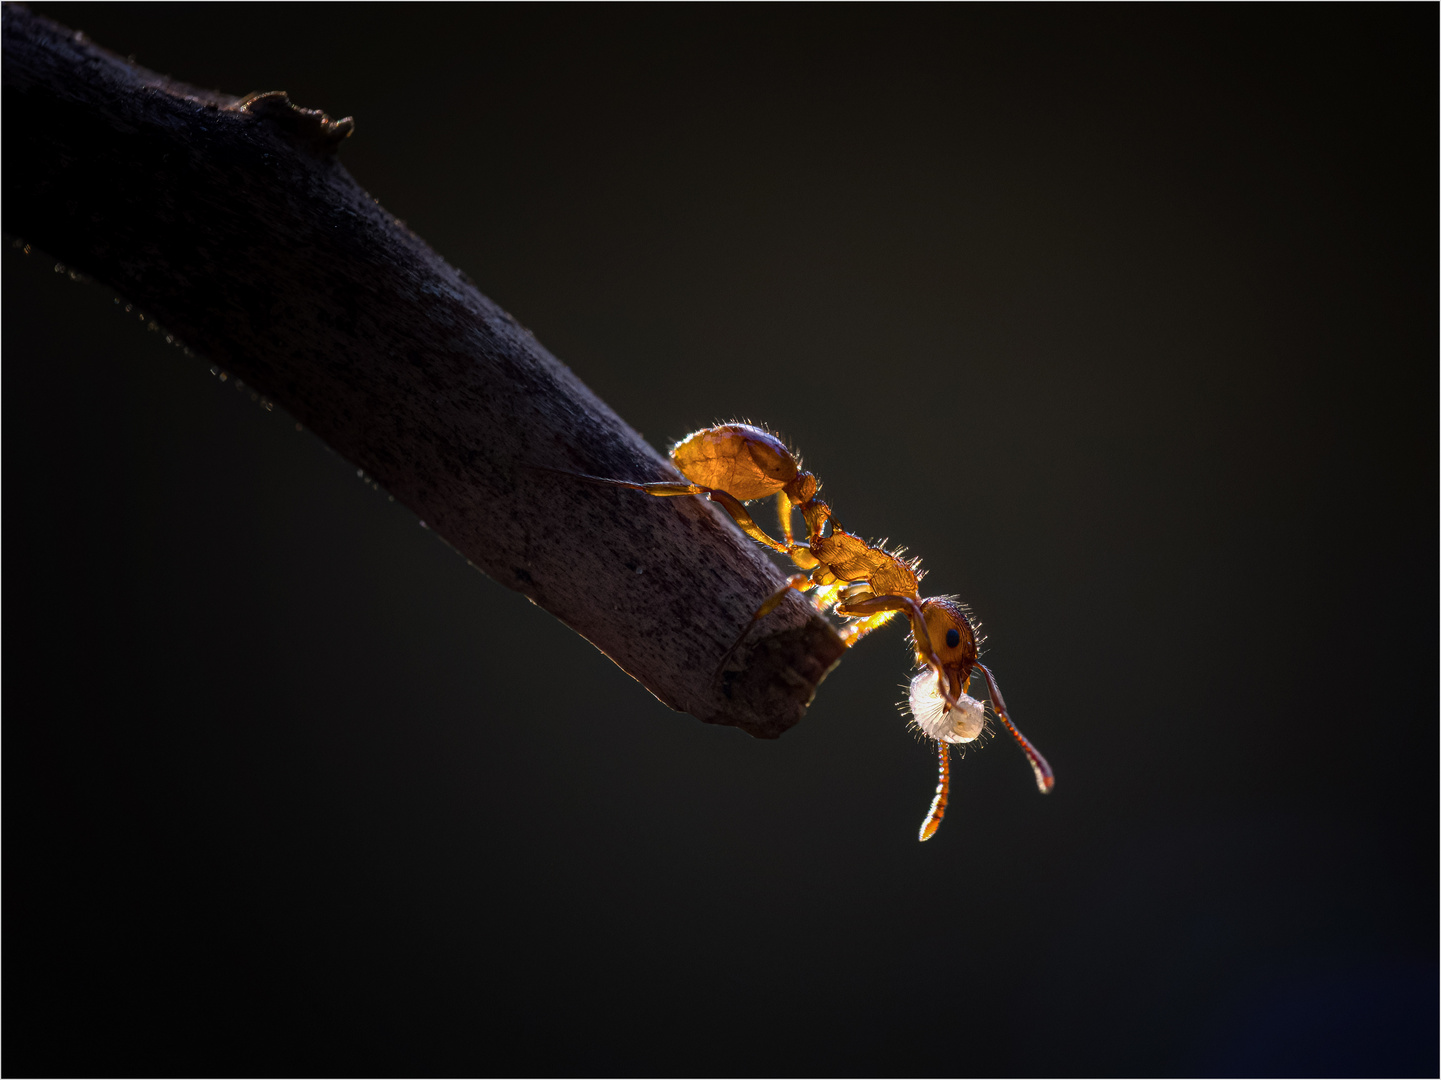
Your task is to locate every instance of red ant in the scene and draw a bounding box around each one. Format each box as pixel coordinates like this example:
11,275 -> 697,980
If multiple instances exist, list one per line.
560,422 -> 1053,840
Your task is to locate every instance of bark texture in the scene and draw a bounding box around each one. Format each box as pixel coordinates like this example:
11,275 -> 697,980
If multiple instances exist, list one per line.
2,5 -> 845,738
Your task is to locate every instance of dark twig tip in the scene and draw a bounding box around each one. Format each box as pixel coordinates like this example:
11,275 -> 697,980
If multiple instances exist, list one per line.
237,90 -> 353,153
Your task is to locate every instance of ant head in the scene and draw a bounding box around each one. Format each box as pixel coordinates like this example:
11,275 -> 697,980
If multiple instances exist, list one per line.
918,597 -> 978,675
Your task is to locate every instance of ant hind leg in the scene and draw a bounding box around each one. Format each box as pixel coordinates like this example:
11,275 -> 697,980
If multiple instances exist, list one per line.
536,465 -> 807,561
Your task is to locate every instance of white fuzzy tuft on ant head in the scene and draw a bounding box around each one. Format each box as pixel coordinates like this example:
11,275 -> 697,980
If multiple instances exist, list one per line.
906,669 -> 986,744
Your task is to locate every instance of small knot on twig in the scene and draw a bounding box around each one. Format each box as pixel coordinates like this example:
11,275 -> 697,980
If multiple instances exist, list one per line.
235,90 -> 353,154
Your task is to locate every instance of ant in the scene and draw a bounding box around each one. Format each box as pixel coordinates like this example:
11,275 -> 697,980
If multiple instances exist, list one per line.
559,422 -> 1053,841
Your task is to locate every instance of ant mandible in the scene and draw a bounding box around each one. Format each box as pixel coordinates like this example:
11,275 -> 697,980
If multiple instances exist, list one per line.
566,422 -> 1054,841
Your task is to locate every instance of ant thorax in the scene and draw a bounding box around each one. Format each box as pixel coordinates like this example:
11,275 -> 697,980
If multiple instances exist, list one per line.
907,669 -> 986,744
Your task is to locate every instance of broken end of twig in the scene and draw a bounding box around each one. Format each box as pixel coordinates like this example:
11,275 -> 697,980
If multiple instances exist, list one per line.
707,616 -> 847,739
237,90 -> 353,154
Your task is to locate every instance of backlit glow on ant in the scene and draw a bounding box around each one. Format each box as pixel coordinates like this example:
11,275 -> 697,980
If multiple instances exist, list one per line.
569,422 -> 1054,840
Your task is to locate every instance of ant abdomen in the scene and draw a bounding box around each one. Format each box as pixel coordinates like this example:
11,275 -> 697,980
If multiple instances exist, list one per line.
671,423 -> 798,501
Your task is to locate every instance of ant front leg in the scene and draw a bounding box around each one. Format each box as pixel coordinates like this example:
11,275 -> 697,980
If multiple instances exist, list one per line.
835,594 -> 962,712
976,663 -> 1055,794
836,609 -> 902,647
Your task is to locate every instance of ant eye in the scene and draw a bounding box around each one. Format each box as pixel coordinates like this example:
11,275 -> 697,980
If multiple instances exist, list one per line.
945,628 -> 961,649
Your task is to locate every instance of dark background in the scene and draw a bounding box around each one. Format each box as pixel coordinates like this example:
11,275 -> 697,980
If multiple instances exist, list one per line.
5,5 -> 1436,1075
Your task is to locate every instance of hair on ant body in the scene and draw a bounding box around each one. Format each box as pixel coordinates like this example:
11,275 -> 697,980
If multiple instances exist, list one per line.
548,422 -> 1053,840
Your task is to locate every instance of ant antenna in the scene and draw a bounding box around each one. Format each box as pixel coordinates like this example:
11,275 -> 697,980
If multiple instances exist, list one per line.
918,740 -> 950,841
977,663 -> 1054,793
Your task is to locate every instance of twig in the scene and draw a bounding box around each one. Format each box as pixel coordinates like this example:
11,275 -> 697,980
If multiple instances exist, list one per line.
1,5 -> 844,738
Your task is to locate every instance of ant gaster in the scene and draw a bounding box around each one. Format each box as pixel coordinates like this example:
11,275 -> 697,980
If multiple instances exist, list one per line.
563,422 -> 1053,840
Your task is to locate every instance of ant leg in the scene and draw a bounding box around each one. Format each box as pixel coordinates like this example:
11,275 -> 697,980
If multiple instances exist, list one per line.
776,490 -> 796,546
837,609 -> 901,647
714,574 -> 815,677
918,740 -> 950,841
807,581 -> 843,613
544,467 -> 794,555
772,490 -> 820,571
705,489 -> 816,575
834,594 -> 913,620
529,468 -> 713,500
976,663 -> 1055,794
751,574 -> 815,623
835,594 -> 961,712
